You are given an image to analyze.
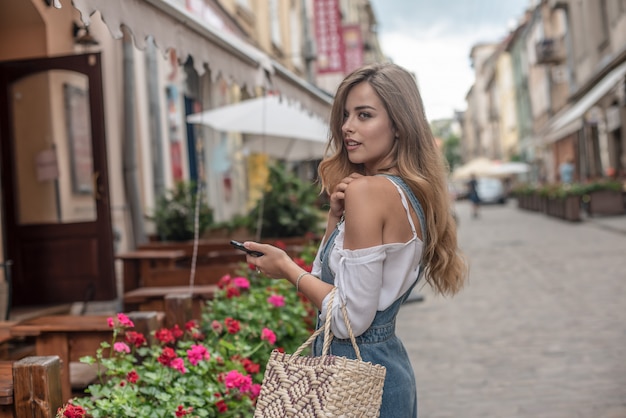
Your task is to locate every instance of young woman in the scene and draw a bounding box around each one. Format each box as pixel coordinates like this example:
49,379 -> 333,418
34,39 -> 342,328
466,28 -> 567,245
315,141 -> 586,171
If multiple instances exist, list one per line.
244,62 -> 467,417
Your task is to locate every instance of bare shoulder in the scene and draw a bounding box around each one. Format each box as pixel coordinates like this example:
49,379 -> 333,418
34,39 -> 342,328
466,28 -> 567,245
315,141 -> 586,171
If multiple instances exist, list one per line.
344,175 -> 397,198
344,176 -> 400,217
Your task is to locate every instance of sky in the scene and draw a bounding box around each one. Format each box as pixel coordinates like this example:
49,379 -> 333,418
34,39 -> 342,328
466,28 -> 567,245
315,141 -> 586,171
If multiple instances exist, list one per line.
369,0 -> 531,121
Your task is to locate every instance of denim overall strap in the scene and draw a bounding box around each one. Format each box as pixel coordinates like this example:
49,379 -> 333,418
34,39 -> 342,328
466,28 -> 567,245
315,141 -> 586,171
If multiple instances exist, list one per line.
320,225 -> 340,270
377,175 -> 428,296
377,174 -> 427,250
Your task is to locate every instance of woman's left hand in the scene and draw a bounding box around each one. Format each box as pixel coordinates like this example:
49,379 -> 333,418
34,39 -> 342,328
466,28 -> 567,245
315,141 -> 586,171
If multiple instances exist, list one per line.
243,241 -> 293,279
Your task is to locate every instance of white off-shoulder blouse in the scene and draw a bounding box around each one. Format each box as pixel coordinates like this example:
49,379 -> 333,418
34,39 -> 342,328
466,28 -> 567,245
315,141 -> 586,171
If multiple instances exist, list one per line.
311,179 -> 424,339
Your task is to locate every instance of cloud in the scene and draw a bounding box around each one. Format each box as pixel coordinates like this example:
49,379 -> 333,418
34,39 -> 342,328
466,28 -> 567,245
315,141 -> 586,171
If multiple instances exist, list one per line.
379,22 -> 510,121
371,0 -> 530,121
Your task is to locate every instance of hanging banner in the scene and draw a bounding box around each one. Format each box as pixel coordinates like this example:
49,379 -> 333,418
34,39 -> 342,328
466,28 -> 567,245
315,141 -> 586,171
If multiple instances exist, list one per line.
313,0 -> 344,74
342,24 -> 363,74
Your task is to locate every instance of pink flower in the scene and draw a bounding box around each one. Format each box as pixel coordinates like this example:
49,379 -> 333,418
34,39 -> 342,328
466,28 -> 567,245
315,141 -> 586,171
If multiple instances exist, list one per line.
107,317 -> 115,328
217,274 -> 231,289
232,277 -> 250,289
267,294 -> 285,308
170,357 -> 187,374
116,313 -> 135,328
260,328 -> 277,345
224,370 -> 252,392
113,342 -> 131,353
187,344 -> 210,366
211,320 -> 223,333
249,383 -> 262,398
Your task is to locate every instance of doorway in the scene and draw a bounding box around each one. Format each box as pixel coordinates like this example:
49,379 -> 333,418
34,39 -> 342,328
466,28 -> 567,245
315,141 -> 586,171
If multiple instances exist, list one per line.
0,53 -> 116,307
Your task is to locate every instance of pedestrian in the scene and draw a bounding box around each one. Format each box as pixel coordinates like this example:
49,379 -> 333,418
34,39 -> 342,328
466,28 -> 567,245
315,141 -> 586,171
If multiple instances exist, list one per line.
559,158 -> 575,184
243,62 -> 467,417
467,173 -> 481,218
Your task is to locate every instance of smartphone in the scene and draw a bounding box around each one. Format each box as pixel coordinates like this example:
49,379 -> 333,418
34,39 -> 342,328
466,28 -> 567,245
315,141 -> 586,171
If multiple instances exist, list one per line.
230,240 -> 264,257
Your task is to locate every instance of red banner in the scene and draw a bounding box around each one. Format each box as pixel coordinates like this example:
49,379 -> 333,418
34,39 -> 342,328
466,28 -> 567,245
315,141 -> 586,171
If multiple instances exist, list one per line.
313,0 -> 344,74
342,24 -> 363,74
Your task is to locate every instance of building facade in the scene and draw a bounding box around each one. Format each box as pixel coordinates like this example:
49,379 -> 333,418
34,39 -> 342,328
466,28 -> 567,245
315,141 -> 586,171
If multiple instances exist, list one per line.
0,0 -> 384,313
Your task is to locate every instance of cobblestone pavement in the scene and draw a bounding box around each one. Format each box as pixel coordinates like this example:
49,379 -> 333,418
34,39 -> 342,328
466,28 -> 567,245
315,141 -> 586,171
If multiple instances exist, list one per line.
398,199 -> 626,418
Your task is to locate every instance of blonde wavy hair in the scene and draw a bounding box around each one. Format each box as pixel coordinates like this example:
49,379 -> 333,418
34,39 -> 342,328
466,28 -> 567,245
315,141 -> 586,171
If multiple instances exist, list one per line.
318,62 -> 467,296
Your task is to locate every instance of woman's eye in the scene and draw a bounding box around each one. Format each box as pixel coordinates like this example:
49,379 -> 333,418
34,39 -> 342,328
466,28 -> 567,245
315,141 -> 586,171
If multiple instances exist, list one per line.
358,112 -> 371,119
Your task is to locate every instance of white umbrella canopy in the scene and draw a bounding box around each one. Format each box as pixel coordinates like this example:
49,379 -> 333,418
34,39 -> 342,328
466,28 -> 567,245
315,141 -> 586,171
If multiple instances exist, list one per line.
452,158 -> 531,180
451,157 -> 495,180
187,95 -> 330,161
485,162 -> 530,177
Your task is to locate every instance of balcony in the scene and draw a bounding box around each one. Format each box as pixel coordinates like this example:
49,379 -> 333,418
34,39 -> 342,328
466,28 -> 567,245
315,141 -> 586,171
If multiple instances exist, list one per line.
536,37 -> 566,65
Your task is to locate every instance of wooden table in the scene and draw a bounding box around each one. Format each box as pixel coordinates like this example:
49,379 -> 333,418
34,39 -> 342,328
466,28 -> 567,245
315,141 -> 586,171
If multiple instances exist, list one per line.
117,249 -> 187,292
10,315 -> 112,401
124,285 -> 218,320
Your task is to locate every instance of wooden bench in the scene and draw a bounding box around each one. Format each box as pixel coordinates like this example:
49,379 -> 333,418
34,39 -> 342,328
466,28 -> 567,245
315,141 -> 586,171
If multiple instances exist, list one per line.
123,285 -> 218,321
117,249 -> 243,289
8,312 -> 168,403
117,250 -> 187,293
0,356 -> 63,418
117,238 -> 312,314
9,315 -> 112,402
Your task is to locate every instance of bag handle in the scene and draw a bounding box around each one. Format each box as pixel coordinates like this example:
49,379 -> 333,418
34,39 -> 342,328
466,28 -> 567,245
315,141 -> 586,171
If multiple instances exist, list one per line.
289,287 -> 363,361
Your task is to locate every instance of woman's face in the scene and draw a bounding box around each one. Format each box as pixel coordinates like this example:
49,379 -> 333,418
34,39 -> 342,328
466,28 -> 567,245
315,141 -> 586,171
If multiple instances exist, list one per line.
342,81 -> 396,175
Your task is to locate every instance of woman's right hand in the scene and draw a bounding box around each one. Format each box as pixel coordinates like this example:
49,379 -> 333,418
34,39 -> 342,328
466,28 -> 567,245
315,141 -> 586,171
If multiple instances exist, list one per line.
329,173 -> 363,219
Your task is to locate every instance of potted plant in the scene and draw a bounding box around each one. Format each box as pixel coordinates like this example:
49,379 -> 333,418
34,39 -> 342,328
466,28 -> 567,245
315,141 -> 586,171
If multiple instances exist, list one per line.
150,181 -> 214,242
249,163 -> 323,239
581,179 -> 625,216
60,262 -> 316,417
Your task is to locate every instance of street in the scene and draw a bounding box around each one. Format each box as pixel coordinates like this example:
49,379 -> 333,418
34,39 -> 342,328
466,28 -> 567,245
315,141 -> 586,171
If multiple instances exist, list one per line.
398,199 -> 626,418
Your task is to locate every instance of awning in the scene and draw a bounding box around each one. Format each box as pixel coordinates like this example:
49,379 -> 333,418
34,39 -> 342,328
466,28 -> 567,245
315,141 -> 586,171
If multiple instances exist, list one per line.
544,61 -> 626,143
56,0 -> 333,117
187,95 -> 329,161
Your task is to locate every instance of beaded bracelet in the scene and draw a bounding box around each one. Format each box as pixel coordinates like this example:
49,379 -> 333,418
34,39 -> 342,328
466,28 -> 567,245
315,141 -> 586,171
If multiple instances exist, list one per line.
295,272 -> 310,292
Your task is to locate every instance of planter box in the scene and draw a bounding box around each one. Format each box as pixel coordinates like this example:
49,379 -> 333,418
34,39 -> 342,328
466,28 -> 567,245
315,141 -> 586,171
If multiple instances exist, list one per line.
545,196 -> 581,222
587,190 -> 625,216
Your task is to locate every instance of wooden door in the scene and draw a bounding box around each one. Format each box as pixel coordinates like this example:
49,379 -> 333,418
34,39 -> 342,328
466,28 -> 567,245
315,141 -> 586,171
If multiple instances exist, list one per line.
0,53 -> 116,306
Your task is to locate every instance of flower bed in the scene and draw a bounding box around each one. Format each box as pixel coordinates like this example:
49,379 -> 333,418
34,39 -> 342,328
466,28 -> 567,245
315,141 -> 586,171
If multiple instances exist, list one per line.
57,255 -> 316,417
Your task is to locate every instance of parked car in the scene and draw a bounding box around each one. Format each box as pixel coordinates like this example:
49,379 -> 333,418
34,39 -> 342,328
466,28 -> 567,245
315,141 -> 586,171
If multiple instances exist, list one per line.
476,177 -> 507,204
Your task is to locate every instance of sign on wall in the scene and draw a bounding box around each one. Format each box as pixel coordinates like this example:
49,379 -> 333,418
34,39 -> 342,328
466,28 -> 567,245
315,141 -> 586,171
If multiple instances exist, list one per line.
313,0 -> 344,74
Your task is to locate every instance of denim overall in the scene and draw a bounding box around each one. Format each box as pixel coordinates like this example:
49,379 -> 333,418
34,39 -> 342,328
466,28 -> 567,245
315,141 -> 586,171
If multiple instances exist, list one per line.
313,175 -> 427,418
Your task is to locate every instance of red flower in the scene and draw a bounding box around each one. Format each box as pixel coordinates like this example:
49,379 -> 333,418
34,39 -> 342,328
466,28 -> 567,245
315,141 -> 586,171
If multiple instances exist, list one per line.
158,347 -> 177,366
226,286 -> 241,299
217,274 -> 232,289
171,324 -> 184,340
224,317 -> 240,334
273,240 -> 287,250
57,403 -> 87,418
241,358 -> 260,374
215,399 -> 228,413
125,331 -> 146,348
185,320 -> 198,332
155,328 -> 175,344
174,405 -> 193,417
127,369 -> 139,384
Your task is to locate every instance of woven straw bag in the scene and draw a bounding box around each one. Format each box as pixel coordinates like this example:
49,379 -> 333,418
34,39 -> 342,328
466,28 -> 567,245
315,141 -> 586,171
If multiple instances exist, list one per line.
254,288 -> 387,417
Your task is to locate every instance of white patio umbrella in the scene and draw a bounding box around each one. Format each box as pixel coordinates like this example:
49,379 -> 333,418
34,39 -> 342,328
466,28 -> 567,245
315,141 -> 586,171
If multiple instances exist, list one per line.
187,95 -> 330,161
451,157 -> 495,180
485,162 -> 530,177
